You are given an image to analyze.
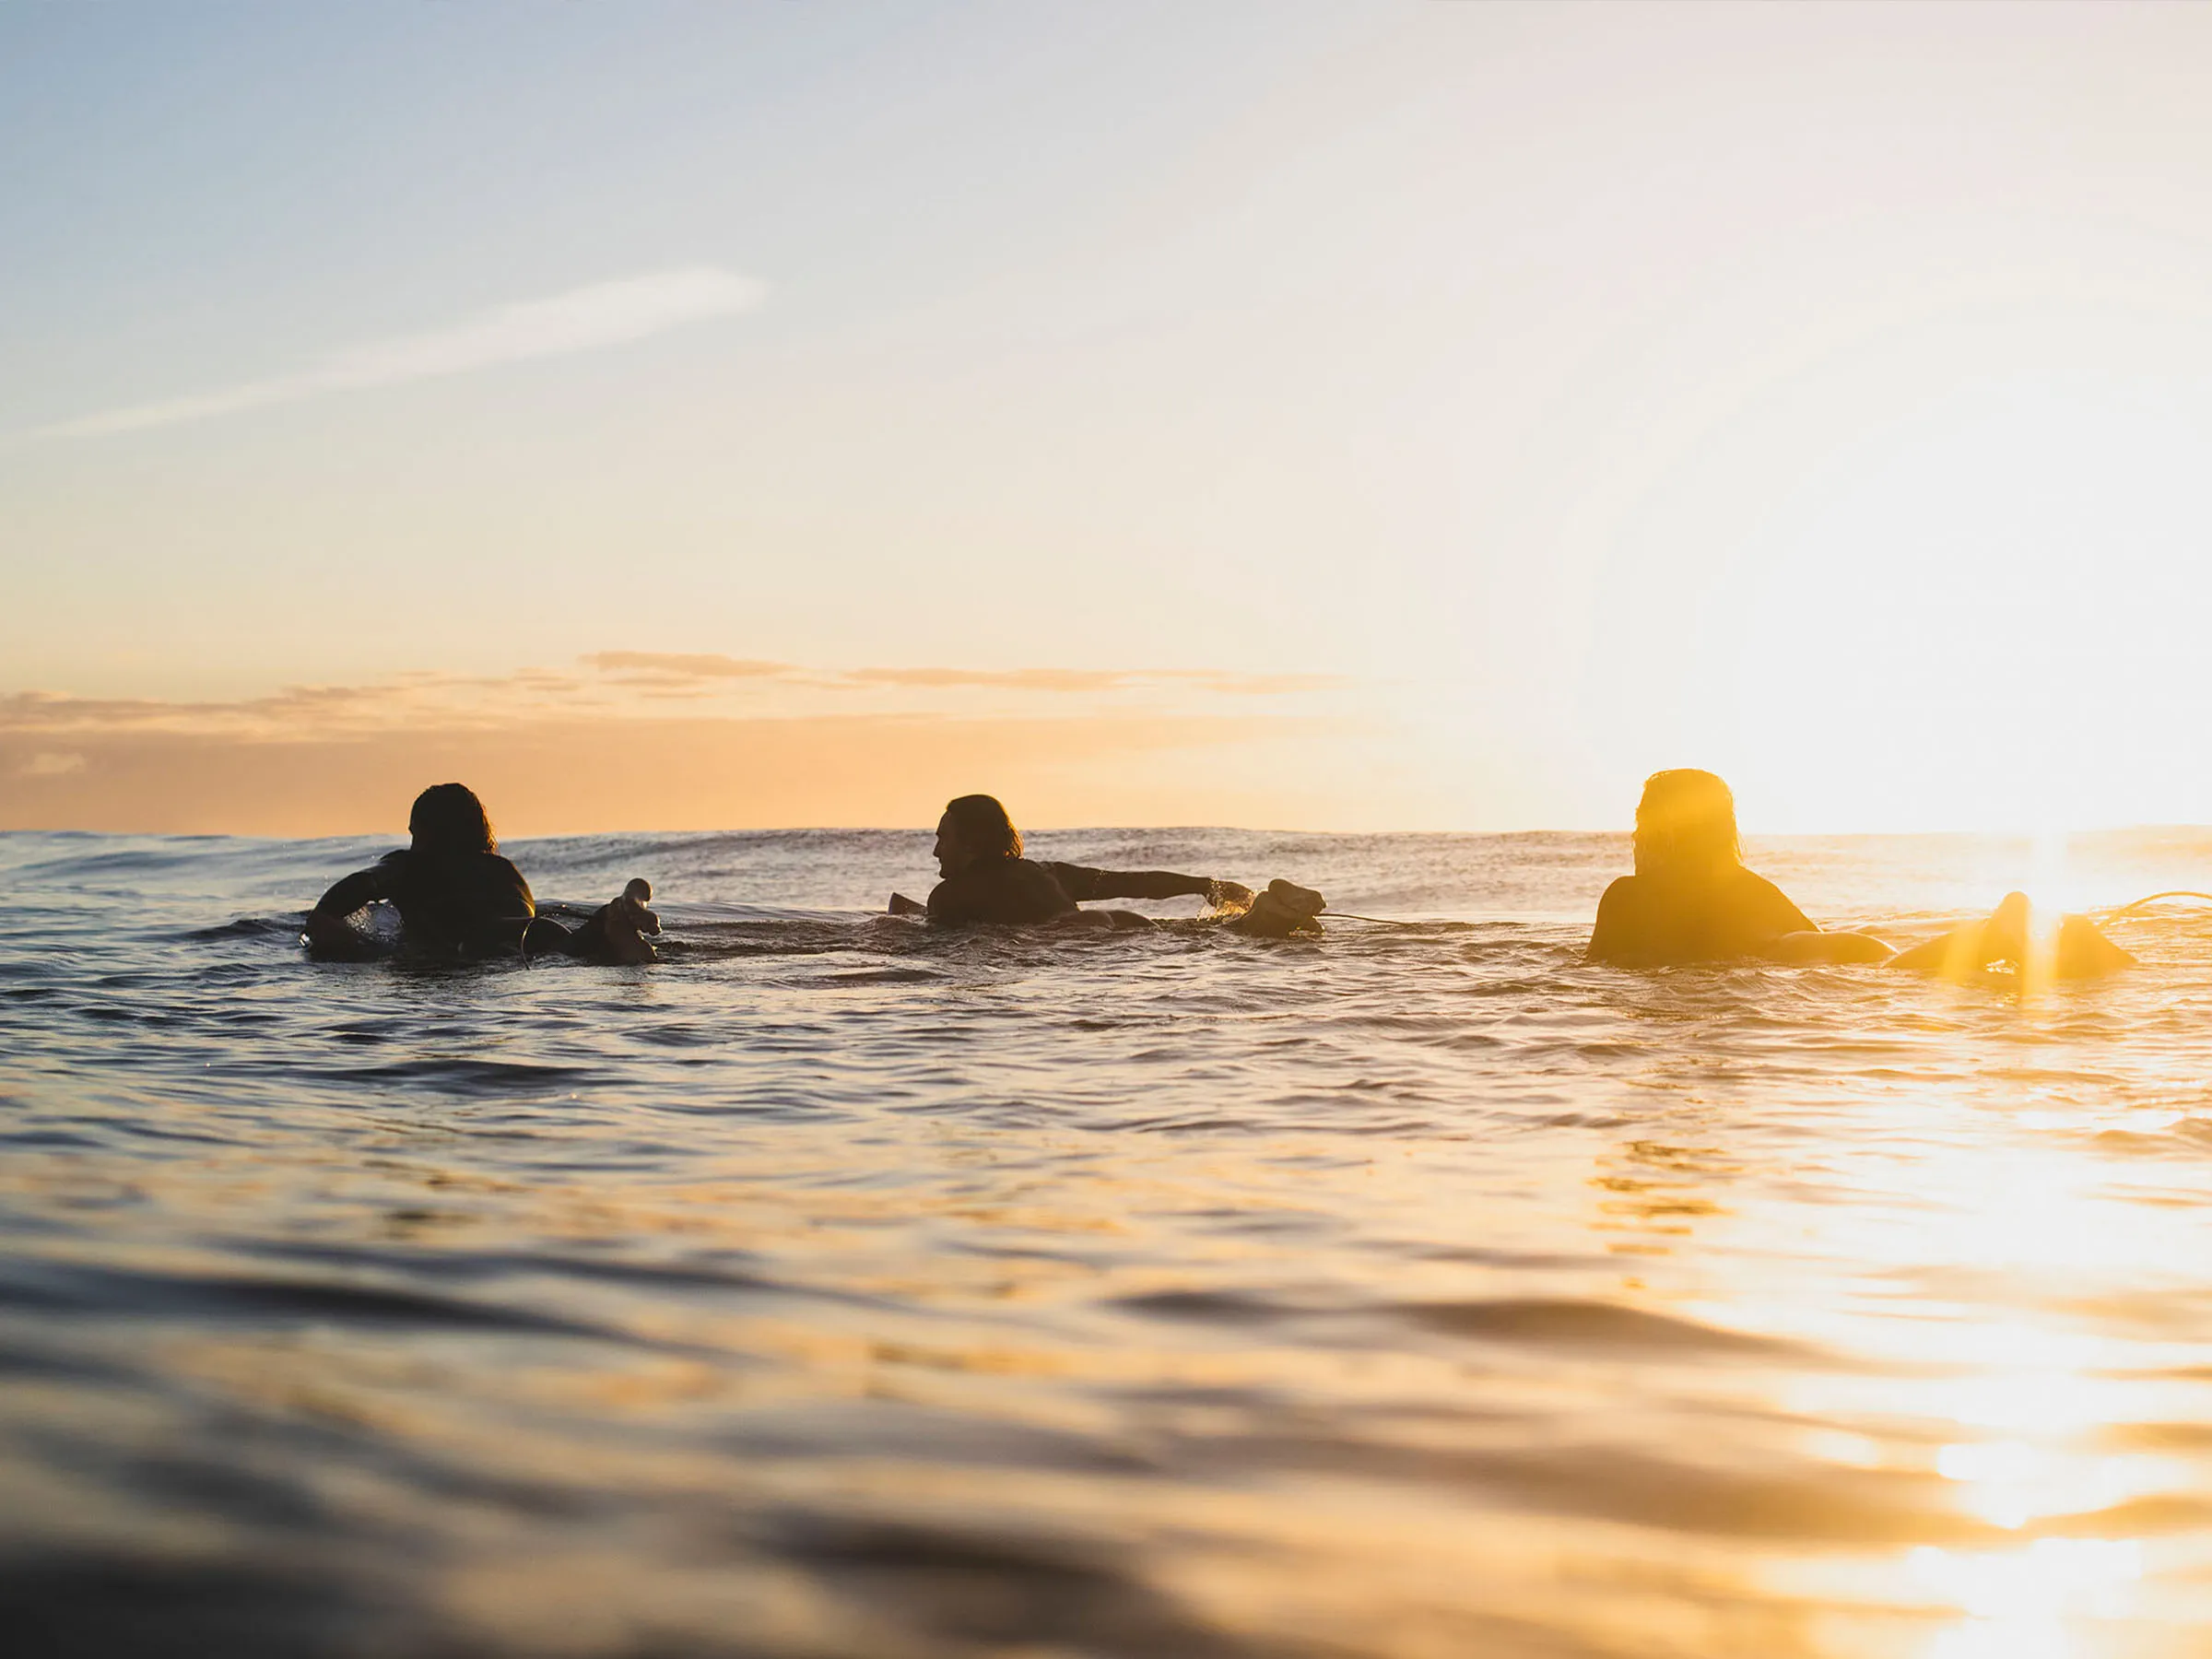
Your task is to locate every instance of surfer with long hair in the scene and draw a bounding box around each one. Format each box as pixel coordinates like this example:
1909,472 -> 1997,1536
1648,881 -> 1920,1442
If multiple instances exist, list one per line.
1587,770 -> 2132,978
889,794 -> 1326,937
302,782 -> 661,963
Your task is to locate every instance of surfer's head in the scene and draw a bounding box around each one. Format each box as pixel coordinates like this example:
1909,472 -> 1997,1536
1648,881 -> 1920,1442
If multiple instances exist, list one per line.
936,794 -> 1021,877
408,782 -> 497,857
1633,769 -> 1741,879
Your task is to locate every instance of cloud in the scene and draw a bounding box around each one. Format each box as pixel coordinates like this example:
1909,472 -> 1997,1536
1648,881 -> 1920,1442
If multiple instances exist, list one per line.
844,666 -> 1343,693
37,267 -> 766,438
585,654 -> 1347,697
0,655 -> 1343,747
843,666 -> 1344,695
0,683 -> 477,736
847,666 -> 1138,692
581,652 -> 793,680
1162,671 -> 1347,696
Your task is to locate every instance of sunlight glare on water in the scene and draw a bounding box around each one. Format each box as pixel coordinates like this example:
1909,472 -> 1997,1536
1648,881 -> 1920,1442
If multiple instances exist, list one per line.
3,826 -> 2212,1657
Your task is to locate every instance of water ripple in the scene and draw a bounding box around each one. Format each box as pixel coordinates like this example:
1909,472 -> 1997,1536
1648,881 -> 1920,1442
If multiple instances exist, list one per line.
4,827 -> 2212,1655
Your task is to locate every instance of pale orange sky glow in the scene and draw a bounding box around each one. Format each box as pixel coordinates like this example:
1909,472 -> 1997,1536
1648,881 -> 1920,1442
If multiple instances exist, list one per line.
0,653 -> 1395,836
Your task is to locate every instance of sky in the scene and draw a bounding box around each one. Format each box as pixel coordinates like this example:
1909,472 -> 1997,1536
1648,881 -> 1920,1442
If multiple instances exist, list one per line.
7,1 -> 2212,836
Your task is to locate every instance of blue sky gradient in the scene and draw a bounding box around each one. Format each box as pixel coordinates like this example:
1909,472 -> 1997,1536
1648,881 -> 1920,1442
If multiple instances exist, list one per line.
10,4 -> 2212,831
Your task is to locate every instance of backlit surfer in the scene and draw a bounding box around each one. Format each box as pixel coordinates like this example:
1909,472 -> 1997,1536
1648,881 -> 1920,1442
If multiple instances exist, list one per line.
1586,770 -> 2133,978
888,794 -> 1326,937
302,782 -> 661,963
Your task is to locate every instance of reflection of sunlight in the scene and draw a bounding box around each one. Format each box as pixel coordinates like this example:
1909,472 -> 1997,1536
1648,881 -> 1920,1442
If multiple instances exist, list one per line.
1912,1538 -> 2143,1659
1935,1430 -> 2171,1533
1937,1439 -> 2049,1528
1913,1325 -> 2179,1543
1741,1123 -> 2193,1658
1819,1148 -> 2170,1288
1934,1330 -> 2102,1431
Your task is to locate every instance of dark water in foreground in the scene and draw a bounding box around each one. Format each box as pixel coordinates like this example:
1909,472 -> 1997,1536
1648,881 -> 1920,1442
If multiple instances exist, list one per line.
6,826 -> 2212,1658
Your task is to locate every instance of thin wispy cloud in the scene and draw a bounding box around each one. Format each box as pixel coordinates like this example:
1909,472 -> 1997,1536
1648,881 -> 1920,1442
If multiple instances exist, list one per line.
582,652 -> 793,680
39,266 -> 766,438
0,654 -> 1347,743
594,653 -> 1347,696
848,666 -> 1346,695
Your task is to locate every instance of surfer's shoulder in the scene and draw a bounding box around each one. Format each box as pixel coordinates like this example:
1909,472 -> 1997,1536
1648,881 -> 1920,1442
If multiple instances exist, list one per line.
1735,867 -> 1814,932
1594,874 -> 1647,913
1586,876 -> 1653,964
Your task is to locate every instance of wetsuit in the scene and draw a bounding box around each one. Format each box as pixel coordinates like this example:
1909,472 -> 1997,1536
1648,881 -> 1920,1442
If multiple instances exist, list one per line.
311,848 -> 545,959
924,859 -> 1221,926
1585,868 -> 1815,967
925,857 -> 1080,925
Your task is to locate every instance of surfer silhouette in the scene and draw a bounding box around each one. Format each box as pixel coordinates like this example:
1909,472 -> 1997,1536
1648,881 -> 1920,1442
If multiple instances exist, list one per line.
888,794 -> 1325,936
1586,770 -> 2133,978
302,783 -> 660,963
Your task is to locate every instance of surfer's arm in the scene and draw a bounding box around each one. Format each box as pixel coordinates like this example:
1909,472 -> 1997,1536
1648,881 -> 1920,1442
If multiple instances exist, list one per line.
924,878 -> 980,925
308,860 -> 395,922
1763,930 -> 1895,964
1041,863 -> 1253,906
1743,882 -> 1830,957
1743,878 -> 1902,961
303,858 -> 399,949
1584,877 -> 1639,963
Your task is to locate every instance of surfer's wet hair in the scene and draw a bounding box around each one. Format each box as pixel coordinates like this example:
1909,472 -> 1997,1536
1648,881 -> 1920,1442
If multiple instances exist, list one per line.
945,794 -> 1021,861
409,782 -> 497,857
1633,769 -> 1741,877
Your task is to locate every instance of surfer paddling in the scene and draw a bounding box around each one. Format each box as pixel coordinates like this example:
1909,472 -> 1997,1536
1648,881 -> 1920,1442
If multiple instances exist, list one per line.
302,783 -> 661,963
888,794 -> 1326,938
1586,770 -> 2133,979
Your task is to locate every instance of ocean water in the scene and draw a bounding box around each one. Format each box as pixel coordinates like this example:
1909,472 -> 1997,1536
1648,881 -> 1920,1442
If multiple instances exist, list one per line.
6,825 -> 2212,1659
